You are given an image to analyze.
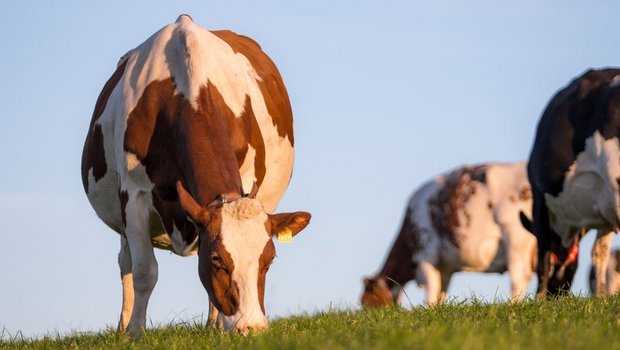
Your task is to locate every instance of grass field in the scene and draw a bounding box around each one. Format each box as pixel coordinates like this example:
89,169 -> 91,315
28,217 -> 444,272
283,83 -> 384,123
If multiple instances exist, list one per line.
2,295 -> 619,349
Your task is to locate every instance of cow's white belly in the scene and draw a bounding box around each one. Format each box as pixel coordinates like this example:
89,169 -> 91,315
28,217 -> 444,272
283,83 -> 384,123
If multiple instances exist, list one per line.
545,131 -> 620,243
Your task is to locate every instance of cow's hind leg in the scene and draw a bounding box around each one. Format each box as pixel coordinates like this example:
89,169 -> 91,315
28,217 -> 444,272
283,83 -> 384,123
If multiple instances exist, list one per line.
591,230 -> 613,296
439,273 -> 451,304
124,194 -> 159,337
118,235 -> 134,333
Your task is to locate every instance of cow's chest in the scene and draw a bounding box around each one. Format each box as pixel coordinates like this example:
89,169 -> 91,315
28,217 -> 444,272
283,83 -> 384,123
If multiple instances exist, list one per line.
545,131 -> 620,241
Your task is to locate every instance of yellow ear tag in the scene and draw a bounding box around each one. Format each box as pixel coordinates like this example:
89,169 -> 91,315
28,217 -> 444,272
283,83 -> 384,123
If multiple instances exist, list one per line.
277,228 -> 293,243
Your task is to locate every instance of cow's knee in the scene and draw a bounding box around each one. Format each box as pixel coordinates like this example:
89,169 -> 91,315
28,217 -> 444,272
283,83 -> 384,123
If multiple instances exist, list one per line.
132,258 -> 158,294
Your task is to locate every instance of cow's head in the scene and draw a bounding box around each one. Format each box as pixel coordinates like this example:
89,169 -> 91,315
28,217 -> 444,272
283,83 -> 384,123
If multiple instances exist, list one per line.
177,182 -> 311,334
361,276 -> 396,308
519,211 -> 578,296
537,237 -> 579,296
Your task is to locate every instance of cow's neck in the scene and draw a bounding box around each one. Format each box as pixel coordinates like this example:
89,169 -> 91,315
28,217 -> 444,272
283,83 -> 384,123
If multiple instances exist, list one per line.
379,214 -> 418,288
177,110 -> 243,206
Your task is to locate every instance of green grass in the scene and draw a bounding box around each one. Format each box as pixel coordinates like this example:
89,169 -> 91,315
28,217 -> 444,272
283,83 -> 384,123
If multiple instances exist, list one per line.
3,295 -> 620,349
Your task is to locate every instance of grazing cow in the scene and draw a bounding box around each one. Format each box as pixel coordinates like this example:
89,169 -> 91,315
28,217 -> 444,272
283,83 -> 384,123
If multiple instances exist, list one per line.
523,68 -> 620,297
81,15 -> 311,336
362,162 -> 536,307
589,248 -> 620,296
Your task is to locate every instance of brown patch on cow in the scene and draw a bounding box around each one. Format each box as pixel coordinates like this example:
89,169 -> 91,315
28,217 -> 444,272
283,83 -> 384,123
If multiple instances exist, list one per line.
81,60 -> 128,192
81,125 -> 106,192
428,165 -> 488,247
212,30 -> 294,144
119,190 -> 128,228
257,240 -> 276,313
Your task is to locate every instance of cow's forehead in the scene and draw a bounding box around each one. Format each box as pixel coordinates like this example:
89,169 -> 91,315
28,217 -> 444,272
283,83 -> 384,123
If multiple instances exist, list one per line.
218,199 -> 272,263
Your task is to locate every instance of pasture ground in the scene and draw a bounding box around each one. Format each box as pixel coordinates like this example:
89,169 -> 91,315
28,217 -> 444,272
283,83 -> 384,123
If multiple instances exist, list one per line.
2,295 -> 619,349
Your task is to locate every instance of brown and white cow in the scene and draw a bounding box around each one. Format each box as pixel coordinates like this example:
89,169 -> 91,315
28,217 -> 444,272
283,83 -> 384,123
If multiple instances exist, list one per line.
81,15 -> 311,336
362,162 -> 537,307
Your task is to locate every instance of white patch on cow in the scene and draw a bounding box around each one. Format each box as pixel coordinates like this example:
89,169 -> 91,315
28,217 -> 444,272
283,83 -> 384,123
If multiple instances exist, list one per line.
239,145 -> 257,194
610,74 -> 620,89
545,131 -> 620,245
86,168 -> 122,232
125,152 -> 140,171
408,180 -> 442,268
219,198 -> 270,331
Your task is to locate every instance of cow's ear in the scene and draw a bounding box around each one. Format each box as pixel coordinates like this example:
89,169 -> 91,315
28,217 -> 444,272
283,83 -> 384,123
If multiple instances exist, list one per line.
177,181 -> 204,221
268,211 -> 311,238
520,211 -> 534,235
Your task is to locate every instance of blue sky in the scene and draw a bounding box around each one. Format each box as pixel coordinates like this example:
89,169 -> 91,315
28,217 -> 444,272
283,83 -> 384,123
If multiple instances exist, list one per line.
1,0 -> 620,338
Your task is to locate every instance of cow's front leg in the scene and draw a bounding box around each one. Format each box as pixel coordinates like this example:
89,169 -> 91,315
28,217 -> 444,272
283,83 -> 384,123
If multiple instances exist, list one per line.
508,257 -> 533,302
591,230 -> 613,296
505,224 -> 536,301
124,195 -> 159,338
118,235 -> 134,333
420,261 -> 442,305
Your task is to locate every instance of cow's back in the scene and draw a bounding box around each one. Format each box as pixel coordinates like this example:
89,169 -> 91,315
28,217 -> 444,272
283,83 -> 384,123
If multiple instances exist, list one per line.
81,16 -> 294,249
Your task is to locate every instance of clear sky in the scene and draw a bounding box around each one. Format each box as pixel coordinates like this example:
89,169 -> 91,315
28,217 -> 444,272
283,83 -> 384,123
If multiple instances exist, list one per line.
1,0 -> 620,338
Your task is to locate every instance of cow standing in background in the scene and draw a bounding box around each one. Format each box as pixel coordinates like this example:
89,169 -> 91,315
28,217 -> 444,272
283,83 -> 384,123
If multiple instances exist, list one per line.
524,68 -> 620,297
81,15 -> 311,336
362,162 -> 537,307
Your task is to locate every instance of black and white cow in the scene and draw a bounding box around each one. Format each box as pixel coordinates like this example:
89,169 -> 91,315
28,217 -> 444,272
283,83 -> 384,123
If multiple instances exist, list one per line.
362,162 -> 537,306
524,68 -> 620,296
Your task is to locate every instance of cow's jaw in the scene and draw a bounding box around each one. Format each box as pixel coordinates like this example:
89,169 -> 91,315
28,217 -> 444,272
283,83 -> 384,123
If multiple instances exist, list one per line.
216,198 -> 272,333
